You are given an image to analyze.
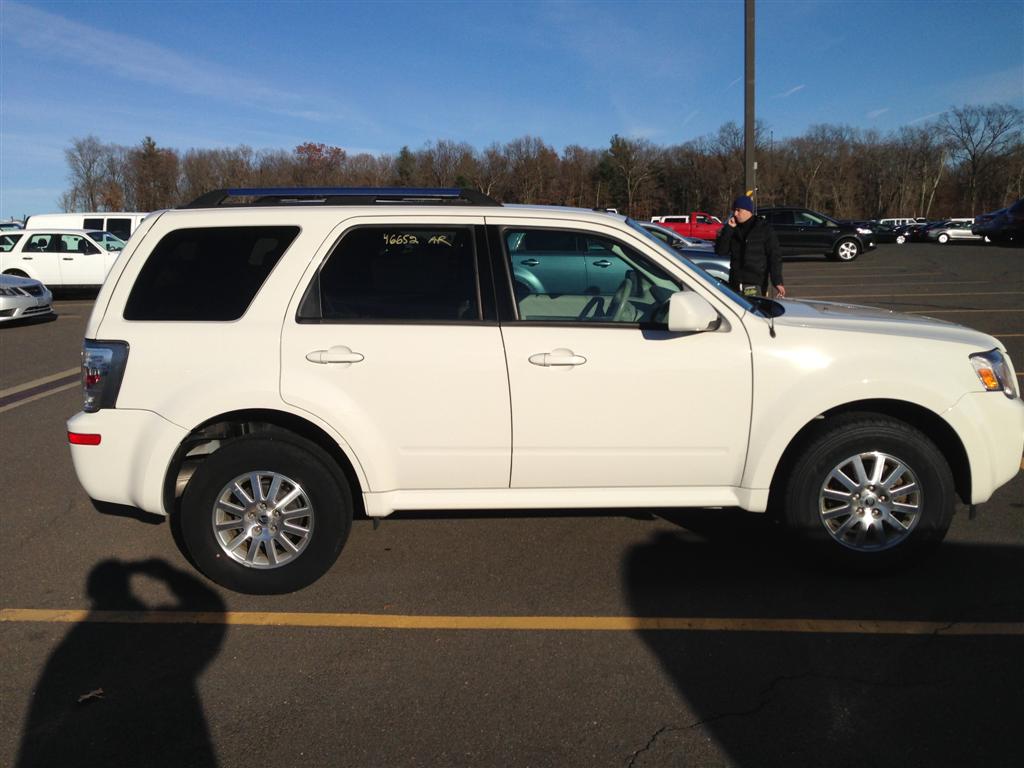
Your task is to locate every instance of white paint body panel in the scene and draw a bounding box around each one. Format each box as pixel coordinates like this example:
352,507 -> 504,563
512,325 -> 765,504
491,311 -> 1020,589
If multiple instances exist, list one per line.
69,203 -> 1023,521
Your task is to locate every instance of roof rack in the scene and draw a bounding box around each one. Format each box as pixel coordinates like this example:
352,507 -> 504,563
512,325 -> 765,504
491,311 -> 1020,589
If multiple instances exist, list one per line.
181,187 -> 501,209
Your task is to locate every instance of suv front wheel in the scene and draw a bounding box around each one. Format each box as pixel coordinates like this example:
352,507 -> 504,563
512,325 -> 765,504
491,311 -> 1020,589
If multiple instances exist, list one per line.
832,238 -> 861,261
781,414 -> 955,570
181,436 -> 352,594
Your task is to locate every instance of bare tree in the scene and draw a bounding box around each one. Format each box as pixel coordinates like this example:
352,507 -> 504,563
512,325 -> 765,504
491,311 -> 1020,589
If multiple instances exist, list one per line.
941,104 -> 1024,214
63,136 -> 109,210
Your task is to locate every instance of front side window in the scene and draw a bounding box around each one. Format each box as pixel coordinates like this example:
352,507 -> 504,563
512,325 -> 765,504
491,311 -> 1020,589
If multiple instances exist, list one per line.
59,235 -> 99,254
124,226 -> 298,321
505,228 -> 678,324
311,226 -> 479,322
795,211 -> 827,227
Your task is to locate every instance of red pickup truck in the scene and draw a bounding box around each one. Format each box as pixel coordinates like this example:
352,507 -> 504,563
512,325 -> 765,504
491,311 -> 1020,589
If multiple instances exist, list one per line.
650,213 -> 723,241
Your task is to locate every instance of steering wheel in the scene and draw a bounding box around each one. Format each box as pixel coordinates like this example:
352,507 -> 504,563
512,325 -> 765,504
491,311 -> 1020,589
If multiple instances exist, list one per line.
607,271 -> 637,322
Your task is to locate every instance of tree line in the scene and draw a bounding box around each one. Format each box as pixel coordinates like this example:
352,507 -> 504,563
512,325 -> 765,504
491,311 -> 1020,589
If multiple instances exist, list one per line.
60,103 -> 1022,221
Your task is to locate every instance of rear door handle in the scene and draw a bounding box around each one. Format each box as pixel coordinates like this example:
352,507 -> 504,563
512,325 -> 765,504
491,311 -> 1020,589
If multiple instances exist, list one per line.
62,257 -> 74,261
528,348 -> 587,367
306,345 -> 365,365
521,258 -> 540,267
592,259 -> 612,268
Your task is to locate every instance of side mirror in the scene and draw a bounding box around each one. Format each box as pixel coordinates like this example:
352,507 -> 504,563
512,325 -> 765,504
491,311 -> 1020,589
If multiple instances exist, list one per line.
667,291 -> 720,333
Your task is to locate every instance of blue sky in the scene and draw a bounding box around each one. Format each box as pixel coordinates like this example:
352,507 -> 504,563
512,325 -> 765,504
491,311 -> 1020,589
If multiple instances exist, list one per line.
1,0 -> 1022,218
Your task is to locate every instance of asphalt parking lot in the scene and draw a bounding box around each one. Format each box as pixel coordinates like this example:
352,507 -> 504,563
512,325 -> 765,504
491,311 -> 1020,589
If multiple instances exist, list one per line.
1,241 -> 1022,768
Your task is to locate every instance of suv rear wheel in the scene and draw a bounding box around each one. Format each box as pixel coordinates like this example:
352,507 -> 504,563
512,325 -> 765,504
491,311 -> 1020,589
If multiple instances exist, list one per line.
181,436 -> 352,594
781,414 -> 955,570
832,239 -> 860,261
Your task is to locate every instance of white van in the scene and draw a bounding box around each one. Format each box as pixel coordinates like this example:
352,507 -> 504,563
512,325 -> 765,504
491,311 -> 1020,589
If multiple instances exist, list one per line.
24,212 -> 149,241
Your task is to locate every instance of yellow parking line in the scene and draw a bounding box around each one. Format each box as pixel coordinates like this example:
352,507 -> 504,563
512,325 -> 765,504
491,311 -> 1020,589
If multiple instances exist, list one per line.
0,608 -> 1020,635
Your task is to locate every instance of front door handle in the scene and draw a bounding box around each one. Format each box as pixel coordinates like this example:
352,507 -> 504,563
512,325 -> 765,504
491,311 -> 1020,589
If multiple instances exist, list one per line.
306,345 -> 365,365
528,348 -> 587,367
521,258 -> 540,267
592,259 -> 612,268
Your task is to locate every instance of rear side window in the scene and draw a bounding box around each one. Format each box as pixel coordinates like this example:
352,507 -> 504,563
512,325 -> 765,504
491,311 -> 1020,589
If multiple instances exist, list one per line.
124,226 -> 298,321
84,218 -> 103,230
307,226 -> 479,322
106,218 -> 132,240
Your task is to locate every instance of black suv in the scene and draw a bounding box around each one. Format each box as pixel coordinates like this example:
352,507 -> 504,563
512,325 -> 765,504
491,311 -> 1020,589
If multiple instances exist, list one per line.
757,207 -> 876,261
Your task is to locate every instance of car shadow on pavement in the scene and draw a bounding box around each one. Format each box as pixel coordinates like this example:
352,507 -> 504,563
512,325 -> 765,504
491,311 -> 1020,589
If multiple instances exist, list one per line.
16,558 -> 225,768
622,513 -> 1024,767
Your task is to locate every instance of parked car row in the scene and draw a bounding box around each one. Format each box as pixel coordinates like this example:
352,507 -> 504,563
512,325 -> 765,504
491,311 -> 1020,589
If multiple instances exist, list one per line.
0,228 -> 126,288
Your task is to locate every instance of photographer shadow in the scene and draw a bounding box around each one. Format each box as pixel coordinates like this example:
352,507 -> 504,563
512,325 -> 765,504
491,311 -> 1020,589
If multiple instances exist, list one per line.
17,558 -> 226,768
623,510 -> 1024,767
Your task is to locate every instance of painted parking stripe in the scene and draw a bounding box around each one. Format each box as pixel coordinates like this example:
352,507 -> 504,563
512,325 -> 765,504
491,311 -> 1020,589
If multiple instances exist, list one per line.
797,291 -> 1024,300
908,309 -> 1024,314
0,367 -> 79,398
0,609 -> 1020,636
0,382 -> 80,414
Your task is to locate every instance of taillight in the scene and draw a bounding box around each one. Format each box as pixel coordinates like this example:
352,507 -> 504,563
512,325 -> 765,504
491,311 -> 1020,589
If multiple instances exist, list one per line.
82,340 -> 129,412
68,432 -> 102,445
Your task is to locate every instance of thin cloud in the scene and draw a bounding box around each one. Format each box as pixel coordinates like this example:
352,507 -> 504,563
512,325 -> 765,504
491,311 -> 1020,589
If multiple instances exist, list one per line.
0,2 -> 373,129
867,108 -> 890,119
776,84 -> 806,98
908,111 -> 944,125
728,77 -> 742,88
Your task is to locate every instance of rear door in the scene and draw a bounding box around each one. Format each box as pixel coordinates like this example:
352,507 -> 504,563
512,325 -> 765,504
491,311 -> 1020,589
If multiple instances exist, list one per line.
764,210 -> 797,252
280,217 -> 512,492
16,233 -> 61,284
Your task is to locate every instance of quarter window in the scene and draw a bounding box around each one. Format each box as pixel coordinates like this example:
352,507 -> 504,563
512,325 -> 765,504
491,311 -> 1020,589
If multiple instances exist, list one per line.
311,226 -> 479,322
505,228 -> 678,324
124,226 -> 298,321
0,234 -> 23,252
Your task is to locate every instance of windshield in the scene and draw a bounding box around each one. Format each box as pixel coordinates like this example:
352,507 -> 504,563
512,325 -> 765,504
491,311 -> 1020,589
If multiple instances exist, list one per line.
627,218 -> 755,313
88,231 -> 127,251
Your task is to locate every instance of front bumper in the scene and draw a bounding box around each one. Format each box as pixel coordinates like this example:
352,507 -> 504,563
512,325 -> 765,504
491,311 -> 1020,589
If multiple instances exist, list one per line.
67,409 -> 188,516
0,292 -> 54,322
944,392 -> 1024,504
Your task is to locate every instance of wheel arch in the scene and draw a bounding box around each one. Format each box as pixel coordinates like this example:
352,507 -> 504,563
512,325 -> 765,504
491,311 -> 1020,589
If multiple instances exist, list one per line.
767,398 -> 971,512
162,408 -> 366,519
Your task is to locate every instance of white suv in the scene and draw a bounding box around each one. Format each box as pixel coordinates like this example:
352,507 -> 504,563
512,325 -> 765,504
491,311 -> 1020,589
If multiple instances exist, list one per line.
67,188 -> 1024,594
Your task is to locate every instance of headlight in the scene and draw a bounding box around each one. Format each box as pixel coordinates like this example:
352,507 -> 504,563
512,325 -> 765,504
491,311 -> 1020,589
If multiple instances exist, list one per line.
970,350 -> 1018,399
856,227 -> 873,235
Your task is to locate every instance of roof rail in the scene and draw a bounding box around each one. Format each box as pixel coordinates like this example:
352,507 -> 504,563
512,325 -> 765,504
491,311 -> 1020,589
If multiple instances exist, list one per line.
180,187 -> 501,209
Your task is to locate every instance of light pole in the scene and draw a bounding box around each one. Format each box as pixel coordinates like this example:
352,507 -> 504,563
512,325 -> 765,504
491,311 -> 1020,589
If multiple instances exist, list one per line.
745,0 -> 756,198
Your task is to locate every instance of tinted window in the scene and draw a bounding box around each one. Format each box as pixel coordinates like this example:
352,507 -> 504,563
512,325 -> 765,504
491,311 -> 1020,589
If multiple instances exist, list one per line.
795,211 -> 827,227
0,234 -> 23,252
313,227 -> 479,322
765,211 -> 793,225
124,226 -> 297,321
106,218 -> 132,239
84,218 -> 103,230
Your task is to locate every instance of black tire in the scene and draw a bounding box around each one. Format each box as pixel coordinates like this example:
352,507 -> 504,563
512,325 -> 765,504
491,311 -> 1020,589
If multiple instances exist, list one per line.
181,436 -> 352,594
780,414 -> 955,571
832,238 -> 860,262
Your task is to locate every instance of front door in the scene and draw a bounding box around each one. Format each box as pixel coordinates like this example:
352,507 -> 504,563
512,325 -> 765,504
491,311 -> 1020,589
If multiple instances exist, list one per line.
492,221 -> 752,489
280,218 -> 512,492
56,234 -> 107,286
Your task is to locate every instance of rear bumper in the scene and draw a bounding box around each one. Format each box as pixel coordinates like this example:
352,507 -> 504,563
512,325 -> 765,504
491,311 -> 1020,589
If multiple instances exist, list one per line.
67,409 -> 187,516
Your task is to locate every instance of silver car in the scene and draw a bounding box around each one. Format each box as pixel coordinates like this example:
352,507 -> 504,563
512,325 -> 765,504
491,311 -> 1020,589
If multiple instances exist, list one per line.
0,273 -> 54,323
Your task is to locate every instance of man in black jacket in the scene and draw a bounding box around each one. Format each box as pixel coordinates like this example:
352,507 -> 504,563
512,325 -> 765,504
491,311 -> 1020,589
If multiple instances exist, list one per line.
715,195 -> 786,298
